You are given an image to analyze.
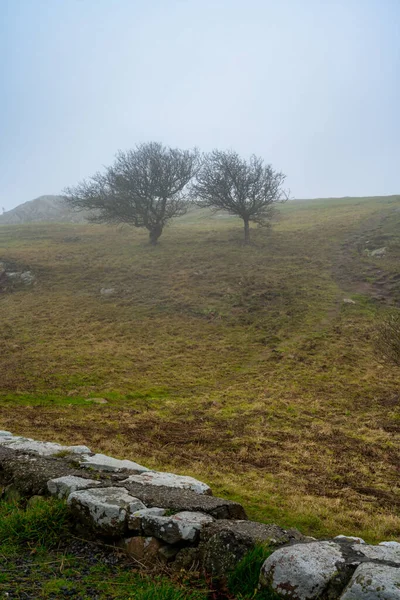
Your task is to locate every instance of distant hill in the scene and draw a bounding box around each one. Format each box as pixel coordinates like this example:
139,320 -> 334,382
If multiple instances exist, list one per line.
0,195 -> 88,224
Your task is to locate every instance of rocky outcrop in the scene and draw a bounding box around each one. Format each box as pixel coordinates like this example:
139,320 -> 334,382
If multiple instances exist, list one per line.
1,431 -> 400,598
259,539 -> 400,599
0,264 -> 36,289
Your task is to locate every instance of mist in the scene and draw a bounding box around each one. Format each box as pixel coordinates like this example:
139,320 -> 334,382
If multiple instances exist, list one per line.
1,0 -> 399,211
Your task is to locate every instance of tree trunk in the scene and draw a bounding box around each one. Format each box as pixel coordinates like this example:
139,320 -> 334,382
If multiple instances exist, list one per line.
149,225 -> 163,245
243,218 -> 250,244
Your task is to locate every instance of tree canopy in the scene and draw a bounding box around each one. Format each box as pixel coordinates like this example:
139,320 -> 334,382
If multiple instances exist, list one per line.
64,142 -> 199,244
191,150 -> 288,242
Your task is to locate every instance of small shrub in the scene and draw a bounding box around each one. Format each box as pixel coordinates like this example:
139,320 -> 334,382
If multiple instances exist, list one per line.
0,497 -> 70,549
375,310 -> 400,365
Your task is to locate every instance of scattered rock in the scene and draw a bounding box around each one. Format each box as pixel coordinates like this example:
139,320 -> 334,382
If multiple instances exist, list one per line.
85,398 -> 108,404
370,247 -> 387,258
260,541 -> 344,600
68,487 -> 146,536
4,270 -> 35,285
79,453 -> 149,473
47,475 -> 102,499
100,288 -> 116,296
340,563 -> 400,599
200,520 -> 305,579
19,271 -> 35,285
121,471 -> 211,495
141,511 -> 213,544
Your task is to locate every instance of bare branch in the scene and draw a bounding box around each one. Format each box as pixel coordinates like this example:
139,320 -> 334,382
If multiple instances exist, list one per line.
191,150 -> 287,243
64,143 -> 199,244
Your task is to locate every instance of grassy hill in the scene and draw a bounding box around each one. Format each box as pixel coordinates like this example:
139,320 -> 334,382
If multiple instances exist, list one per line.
0,195 -> 88,224
1,195 -> 400,543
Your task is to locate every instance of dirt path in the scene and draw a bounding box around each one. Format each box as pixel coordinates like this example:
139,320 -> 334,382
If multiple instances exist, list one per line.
332,206 -> 400,306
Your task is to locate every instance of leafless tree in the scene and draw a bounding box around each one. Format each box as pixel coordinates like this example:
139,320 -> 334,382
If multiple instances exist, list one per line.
64,142 -> 199,245
191,150 -> 288,243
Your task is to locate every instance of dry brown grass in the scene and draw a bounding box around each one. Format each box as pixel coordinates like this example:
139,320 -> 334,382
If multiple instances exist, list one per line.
1,196 -> 400,542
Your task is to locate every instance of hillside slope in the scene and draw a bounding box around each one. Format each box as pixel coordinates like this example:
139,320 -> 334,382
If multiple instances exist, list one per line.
0,195 -> 87,224
0,195 -> 400,542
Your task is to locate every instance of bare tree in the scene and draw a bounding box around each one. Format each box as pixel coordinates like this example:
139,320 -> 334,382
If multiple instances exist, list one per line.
191,150 -> 288,243
64,142 -> 199,245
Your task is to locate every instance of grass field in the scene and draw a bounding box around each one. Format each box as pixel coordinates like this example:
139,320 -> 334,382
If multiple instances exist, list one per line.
1,195 -> 400,544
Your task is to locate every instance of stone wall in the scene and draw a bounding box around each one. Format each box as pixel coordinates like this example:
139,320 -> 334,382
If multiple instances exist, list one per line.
0,431 -> 399,599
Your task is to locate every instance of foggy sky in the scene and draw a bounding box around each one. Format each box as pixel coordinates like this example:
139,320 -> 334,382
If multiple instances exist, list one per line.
1,0 -> 399,211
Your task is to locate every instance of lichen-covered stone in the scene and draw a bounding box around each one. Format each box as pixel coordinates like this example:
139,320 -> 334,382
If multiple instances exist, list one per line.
141,511 -> 213,544
0,435 -> 22,446
47,475 -> 102,499
200,520 -> 304,579
340,563 -> 400,599
120,480 -> 245,519
67,487 -> 146,536
79,453 -> 149,473
335,535 -> 366,544
260,541 -> 344,600
0,447 -> 94,496
128,507 -> 166,532
0,436 -> 91,457
350,543 -> 400,564
121,471 -> 211,495
379,541 -> 400,548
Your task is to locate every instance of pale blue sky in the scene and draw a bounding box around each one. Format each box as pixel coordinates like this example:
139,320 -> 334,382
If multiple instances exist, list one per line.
1,0 -> 399,210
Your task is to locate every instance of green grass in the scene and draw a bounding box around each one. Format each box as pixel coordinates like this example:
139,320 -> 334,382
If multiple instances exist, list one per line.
0,499 -> 209,599
1,196 -> 400,544
0,497 -> 69,549
228,545 -> 279,599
